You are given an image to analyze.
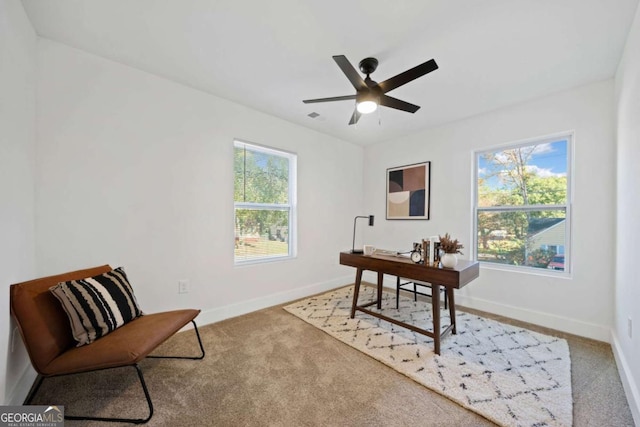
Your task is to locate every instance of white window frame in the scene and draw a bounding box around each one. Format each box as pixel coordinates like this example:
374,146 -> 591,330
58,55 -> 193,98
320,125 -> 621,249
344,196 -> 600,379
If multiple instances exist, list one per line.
234,140 -> 297,265
472,132 -> 573,275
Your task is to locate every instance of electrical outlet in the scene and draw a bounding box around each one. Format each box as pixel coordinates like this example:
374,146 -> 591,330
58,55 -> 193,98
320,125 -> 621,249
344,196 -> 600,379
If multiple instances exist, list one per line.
628,317 -> 633,339
178,279 -> 190,294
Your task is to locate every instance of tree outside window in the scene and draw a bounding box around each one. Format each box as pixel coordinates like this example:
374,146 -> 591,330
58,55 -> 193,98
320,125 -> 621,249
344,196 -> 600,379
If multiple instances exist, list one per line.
234,141 -> 296,264
475,136 -> 571,272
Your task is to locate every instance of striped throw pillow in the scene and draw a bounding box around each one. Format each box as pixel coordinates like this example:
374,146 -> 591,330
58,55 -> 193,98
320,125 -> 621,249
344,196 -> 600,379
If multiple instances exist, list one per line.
50,267 -> 143,346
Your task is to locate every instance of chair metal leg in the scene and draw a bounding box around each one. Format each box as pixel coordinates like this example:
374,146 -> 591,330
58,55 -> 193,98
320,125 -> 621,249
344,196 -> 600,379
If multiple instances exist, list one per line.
147,320 -> 206,360
65,364 -> 153,424
64,363 -> 153,424
26,364 -> 153,424
22,321 -> 205,424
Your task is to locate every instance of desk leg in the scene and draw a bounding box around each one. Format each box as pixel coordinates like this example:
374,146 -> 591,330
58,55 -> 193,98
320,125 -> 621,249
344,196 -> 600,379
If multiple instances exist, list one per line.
350,268 -> 363,318
376,272 -> 384,309
447,287 -> 457,334
432,283 -> 441,355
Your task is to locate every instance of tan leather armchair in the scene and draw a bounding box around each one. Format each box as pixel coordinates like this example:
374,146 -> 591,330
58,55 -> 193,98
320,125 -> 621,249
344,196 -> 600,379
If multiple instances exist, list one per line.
10,265 -> 205,424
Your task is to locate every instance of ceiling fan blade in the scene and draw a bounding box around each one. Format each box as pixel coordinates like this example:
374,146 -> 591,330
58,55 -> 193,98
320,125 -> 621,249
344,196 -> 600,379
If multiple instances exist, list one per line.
333,55 -> 368,91
379,95 -> 420,113
303,94 -> 357,104
377,59 -> 438,94
348,109 -> 361,125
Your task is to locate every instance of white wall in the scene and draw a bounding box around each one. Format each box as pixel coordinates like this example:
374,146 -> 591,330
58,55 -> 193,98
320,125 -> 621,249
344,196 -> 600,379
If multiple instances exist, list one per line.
614,3 -> 640,424
363,80 -> 616,342
0,0 -> 37,404
7,7 -> 636,415
35,39 -> 362,324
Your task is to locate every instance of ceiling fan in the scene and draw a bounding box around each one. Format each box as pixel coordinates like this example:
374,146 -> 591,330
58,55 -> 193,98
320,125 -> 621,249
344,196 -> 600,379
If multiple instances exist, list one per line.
303,55 -> 438,125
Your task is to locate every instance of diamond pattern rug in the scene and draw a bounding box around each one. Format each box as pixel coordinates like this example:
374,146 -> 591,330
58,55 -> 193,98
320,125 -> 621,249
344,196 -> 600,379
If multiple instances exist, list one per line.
284,286 -> 572,427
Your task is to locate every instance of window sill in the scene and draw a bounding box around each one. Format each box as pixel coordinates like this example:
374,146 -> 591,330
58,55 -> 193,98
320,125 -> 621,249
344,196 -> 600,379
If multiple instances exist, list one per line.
479,261 -> 572,279
234,254 -> 297,267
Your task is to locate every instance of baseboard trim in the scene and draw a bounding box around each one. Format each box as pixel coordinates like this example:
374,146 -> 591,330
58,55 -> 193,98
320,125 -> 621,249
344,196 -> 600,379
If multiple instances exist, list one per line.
363,271 -> 610,342
197,275 -> 353,326
5,364 -> 37,405
454,294 -> 610,342
611,331 -> 640,426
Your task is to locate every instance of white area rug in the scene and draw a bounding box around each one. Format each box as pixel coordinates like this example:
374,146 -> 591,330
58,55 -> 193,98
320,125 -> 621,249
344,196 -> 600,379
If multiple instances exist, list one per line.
284,286 -> 573,427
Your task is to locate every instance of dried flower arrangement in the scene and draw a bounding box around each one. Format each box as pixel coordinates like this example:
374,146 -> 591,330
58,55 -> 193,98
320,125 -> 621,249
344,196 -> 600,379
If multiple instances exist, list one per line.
438,233 -> 464,254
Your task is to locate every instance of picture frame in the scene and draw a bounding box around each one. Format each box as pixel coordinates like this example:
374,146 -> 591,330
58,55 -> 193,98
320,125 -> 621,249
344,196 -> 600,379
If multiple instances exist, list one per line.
386,161 -> 431,220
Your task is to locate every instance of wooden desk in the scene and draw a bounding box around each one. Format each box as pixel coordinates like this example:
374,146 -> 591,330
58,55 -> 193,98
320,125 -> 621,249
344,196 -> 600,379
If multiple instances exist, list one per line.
339,251 -> 480,355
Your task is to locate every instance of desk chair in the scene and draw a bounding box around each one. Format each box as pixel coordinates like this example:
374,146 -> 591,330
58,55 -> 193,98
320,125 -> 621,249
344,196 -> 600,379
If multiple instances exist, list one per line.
395,277 -> 448,310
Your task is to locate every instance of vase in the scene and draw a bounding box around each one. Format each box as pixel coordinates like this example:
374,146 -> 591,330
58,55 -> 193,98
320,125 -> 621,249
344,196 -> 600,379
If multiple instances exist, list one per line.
441,253 -> 458,268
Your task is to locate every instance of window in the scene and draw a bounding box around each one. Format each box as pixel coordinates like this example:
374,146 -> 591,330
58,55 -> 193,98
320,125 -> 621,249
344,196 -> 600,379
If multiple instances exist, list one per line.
234,140 -> 296,264
474,134 -> 571,273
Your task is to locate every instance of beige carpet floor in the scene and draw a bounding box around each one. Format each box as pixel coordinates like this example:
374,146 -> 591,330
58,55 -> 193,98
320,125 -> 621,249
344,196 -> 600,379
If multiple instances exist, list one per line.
284,286 -> 573,427
29,285 -> 635,426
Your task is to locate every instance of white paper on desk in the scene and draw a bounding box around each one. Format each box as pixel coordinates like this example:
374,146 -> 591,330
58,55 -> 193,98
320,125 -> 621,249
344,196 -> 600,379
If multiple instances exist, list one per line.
373,249 -> 395,256
373,249 -> 409,258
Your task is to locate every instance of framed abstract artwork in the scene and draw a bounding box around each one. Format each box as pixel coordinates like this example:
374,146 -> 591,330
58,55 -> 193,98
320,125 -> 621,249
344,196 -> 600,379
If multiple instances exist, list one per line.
386,161 -> 431,220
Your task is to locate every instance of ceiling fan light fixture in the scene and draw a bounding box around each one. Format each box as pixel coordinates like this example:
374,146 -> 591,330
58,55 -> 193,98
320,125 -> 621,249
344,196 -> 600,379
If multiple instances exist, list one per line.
356,100 -> 378,114
356,94 -> 380,114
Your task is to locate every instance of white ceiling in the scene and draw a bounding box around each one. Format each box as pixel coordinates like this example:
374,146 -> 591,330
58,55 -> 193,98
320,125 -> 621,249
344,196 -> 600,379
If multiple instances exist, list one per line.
21,0 -> 639,146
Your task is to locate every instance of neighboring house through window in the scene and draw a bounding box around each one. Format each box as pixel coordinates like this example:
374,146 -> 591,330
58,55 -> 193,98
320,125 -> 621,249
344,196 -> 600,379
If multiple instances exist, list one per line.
474,134 -> 571,273
234,140 -> 297,264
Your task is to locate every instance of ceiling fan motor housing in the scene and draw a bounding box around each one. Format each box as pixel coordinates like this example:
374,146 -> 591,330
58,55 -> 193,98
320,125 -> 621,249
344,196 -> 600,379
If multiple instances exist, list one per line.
359,57 -> 379,75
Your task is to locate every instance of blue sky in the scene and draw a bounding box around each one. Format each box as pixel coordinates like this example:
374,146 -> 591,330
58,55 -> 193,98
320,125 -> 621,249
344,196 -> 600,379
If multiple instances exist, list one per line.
478,139 -> 567,188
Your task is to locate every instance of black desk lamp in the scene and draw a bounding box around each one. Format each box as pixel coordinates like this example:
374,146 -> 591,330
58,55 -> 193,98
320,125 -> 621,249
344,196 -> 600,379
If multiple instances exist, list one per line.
351,215 -> 375,254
